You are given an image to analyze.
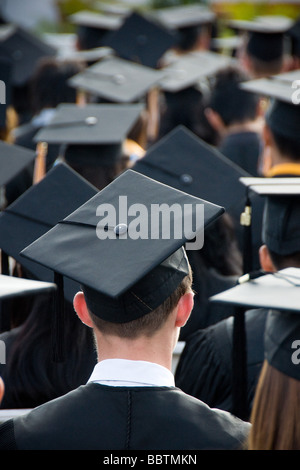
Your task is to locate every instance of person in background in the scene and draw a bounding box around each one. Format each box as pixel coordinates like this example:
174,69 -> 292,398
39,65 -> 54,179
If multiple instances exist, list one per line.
205,65 -> 263,176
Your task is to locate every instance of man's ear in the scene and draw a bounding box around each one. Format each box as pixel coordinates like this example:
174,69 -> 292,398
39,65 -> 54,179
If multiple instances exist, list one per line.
73,292 -> 94,328
259,244 -> 277,273
175,292 -> 194,328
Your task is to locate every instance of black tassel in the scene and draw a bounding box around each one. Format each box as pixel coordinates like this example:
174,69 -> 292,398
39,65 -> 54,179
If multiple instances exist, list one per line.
1,250 -> 9,275
52,272 -> 65,363
232,306 -> 248,421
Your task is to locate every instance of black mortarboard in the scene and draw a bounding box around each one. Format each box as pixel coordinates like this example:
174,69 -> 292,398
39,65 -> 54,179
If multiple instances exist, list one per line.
0,275 -> 56,331
34,102 -> 144,145
239,177 -> 300,256
0,24 -> 56,86
227,16 -> 293,62
210,267 -> 300,418
0,141 -> 36,188
33,102 -> 143,167
150,4 -> 216,52
0,162 -> 98,303
265,307 -> 300,381
159,51 -> 235,93
68,56 -> 164,103
240,76 -> 300,143
211,267 -> 300,313
20,169 -> 224,319
102,11 -> 176,68
0,274 -> 56,300
133,125 -> 249,211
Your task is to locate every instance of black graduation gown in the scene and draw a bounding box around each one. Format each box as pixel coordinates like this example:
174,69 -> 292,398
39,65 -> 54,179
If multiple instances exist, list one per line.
0,382 -> 250,450
175,308 -> 267,419
219,131 -> 262,177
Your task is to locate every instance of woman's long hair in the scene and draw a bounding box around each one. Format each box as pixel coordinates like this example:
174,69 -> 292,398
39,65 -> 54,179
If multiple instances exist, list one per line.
248,360 -> 300,450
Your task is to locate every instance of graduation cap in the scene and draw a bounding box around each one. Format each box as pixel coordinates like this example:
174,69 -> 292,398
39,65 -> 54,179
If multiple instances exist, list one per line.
69,10 -> 124,50
68,56 -> 164,103
152,4 -> 216,31
0,141 -> 36,188
150,4 -> 216,53
0,162 -> 98,304
20,169 -> 224,359
33,102 -> 144,168
102,11 -> 176,68
133,125 -> 249,211
0,24 -> 56,86
159,51 -> 234,93
240,75 -> 300,144
210,268 -> 300,411
0,275 -> 56,332
227,16 -> 293,62
239,177 -> 300,257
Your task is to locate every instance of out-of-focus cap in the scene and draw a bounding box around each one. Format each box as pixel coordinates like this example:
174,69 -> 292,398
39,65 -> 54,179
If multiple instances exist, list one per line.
227,15 -> 293,62
0,24 -> 56,86
133,125 -> 249,211
0,141 -> 36,187
159,50 -> 235,92
69,10 -> 124,31
240,177 -> 300,256
102,11 -> 176,68
0,274 -> 56,300
0,162 -> 98,302
151,5 -> 216,30
68,56 -> 164,103
210,267 -> 300,313
240,76 -> 300,142
34,102 -> 144,144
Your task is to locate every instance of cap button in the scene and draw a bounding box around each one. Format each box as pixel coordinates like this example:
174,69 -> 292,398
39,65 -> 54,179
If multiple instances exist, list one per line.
85,116 -> 98,126
180,174 -> 193,185
113,74 -> 126,85
114,223 -> 128,236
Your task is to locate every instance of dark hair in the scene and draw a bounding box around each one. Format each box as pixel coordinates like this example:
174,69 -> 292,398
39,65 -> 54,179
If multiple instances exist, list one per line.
89,271 -> 193,339
269,128 -> 300,162
268,249 -> 300,270
29,58 -> 84,115
209,65 -> 259,126
158,86 -> 218,145
1,293 -> 96,409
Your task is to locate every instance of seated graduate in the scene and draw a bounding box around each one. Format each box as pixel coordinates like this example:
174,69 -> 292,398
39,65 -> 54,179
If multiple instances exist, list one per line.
205,65 -> 263,176
0,170 -> 250,450
175,182 -> 300,421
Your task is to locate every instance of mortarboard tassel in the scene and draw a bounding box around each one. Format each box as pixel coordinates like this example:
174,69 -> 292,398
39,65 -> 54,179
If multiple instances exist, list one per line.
240,192 -> 252,274
232,306 -> 248,421
52,272 -> 65,363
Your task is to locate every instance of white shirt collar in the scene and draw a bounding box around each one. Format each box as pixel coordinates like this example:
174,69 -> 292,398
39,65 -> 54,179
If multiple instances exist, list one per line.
87,359 -> 175,387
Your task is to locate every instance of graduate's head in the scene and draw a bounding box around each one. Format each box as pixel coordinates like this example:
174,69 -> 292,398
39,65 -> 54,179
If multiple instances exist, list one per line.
20,169 -> 224,356
78,261 -> 193,339
260,193 -> 300,272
